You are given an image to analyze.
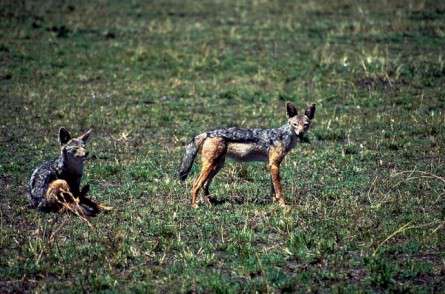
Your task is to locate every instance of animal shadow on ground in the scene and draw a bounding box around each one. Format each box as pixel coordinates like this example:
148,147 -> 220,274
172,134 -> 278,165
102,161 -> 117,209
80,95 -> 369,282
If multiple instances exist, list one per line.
207,195 -> 271,206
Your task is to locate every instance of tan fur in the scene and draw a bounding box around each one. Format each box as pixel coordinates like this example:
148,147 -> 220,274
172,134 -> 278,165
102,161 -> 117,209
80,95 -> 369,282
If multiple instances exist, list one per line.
46,179 -> 87,218
46,180 -> 80,212
227,143 -> 267,161
46,179 -> 72,198
268,144 -> 286,206
227,143 -> 254,155
191,137 -> 227,208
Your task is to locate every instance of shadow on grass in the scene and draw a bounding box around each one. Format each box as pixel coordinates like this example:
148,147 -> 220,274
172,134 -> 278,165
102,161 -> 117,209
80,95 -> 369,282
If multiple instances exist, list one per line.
207,195 -> 271,206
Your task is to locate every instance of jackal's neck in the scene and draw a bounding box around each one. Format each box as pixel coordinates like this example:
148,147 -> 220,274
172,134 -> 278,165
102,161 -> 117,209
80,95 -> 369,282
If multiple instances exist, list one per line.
56,156 -> 84,177
279,123 -> 299,150
278,123 -> 294,136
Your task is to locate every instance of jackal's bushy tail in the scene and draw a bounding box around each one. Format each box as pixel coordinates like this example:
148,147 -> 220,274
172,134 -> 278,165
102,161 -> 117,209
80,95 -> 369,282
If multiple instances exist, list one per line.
179,135 -> 204,181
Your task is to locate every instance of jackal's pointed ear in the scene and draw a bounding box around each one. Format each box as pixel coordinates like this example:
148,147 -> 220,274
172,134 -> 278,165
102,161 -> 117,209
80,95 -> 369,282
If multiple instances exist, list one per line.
78,129 -> 92,143
286,102 -> 298,118
305,104 -> 316,120
59,128 -> 71,145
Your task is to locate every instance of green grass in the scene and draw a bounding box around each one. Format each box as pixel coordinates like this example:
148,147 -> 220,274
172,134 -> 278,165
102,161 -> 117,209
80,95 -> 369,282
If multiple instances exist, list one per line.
1,0 -> 444,292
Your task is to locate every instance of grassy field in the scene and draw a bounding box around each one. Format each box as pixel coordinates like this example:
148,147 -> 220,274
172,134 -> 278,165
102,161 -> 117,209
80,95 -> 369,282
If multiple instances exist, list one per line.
1,0 -> 444,292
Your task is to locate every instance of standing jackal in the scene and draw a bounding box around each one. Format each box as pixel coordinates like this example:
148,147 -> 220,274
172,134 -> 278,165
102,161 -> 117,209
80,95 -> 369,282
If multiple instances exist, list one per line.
29,128 -> 111,217
179,102 -> 316,208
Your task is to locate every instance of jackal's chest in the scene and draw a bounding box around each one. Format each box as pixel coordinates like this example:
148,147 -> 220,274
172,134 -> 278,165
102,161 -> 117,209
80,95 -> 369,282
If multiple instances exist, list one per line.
226,143 -> 268,162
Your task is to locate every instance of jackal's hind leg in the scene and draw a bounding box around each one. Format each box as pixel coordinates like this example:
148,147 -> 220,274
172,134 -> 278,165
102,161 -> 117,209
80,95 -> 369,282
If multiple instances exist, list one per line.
192,163 -> 215,208
191,137 -> 227,208
203,157 -> 225,205
45,180 -> 75,212
45,180 -> 93,218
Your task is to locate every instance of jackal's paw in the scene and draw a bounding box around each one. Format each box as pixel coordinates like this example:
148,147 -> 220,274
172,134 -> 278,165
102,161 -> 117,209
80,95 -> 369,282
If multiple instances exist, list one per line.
279,202 -> 289,209
274,197 -> 287,208
98,204 -> 113,211
191,203 -> 199,209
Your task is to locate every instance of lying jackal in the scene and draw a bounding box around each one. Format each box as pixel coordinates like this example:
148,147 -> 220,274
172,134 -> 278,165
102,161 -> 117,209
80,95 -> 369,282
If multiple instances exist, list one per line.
29,128 -> 112,217
179,102 -> 316,208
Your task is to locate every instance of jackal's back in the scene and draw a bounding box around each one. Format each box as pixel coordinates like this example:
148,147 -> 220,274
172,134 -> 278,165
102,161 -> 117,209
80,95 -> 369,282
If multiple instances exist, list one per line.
208,126 -> 295,152
29,159 -> 58,208
208,127 -> 277,145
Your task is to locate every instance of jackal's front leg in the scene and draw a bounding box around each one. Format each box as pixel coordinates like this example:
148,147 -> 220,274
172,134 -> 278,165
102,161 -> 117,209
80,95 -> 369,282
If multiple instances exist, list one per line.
270,164 -> 285,206
79,184 -> 113,214
268,146 -> 286,207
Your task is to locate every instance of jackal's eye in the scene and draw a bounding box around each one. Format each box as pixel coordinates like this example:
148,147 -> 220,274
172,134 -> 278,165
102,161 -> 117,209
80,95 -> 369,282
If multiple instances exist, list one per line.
65,146 -> 78,153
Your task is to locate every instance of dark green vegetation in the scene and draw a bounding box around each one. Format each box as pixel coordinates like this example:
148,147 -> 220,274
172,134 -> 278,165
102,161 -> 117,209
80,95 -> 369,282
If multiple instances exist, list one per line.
1,0 -> 444,292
